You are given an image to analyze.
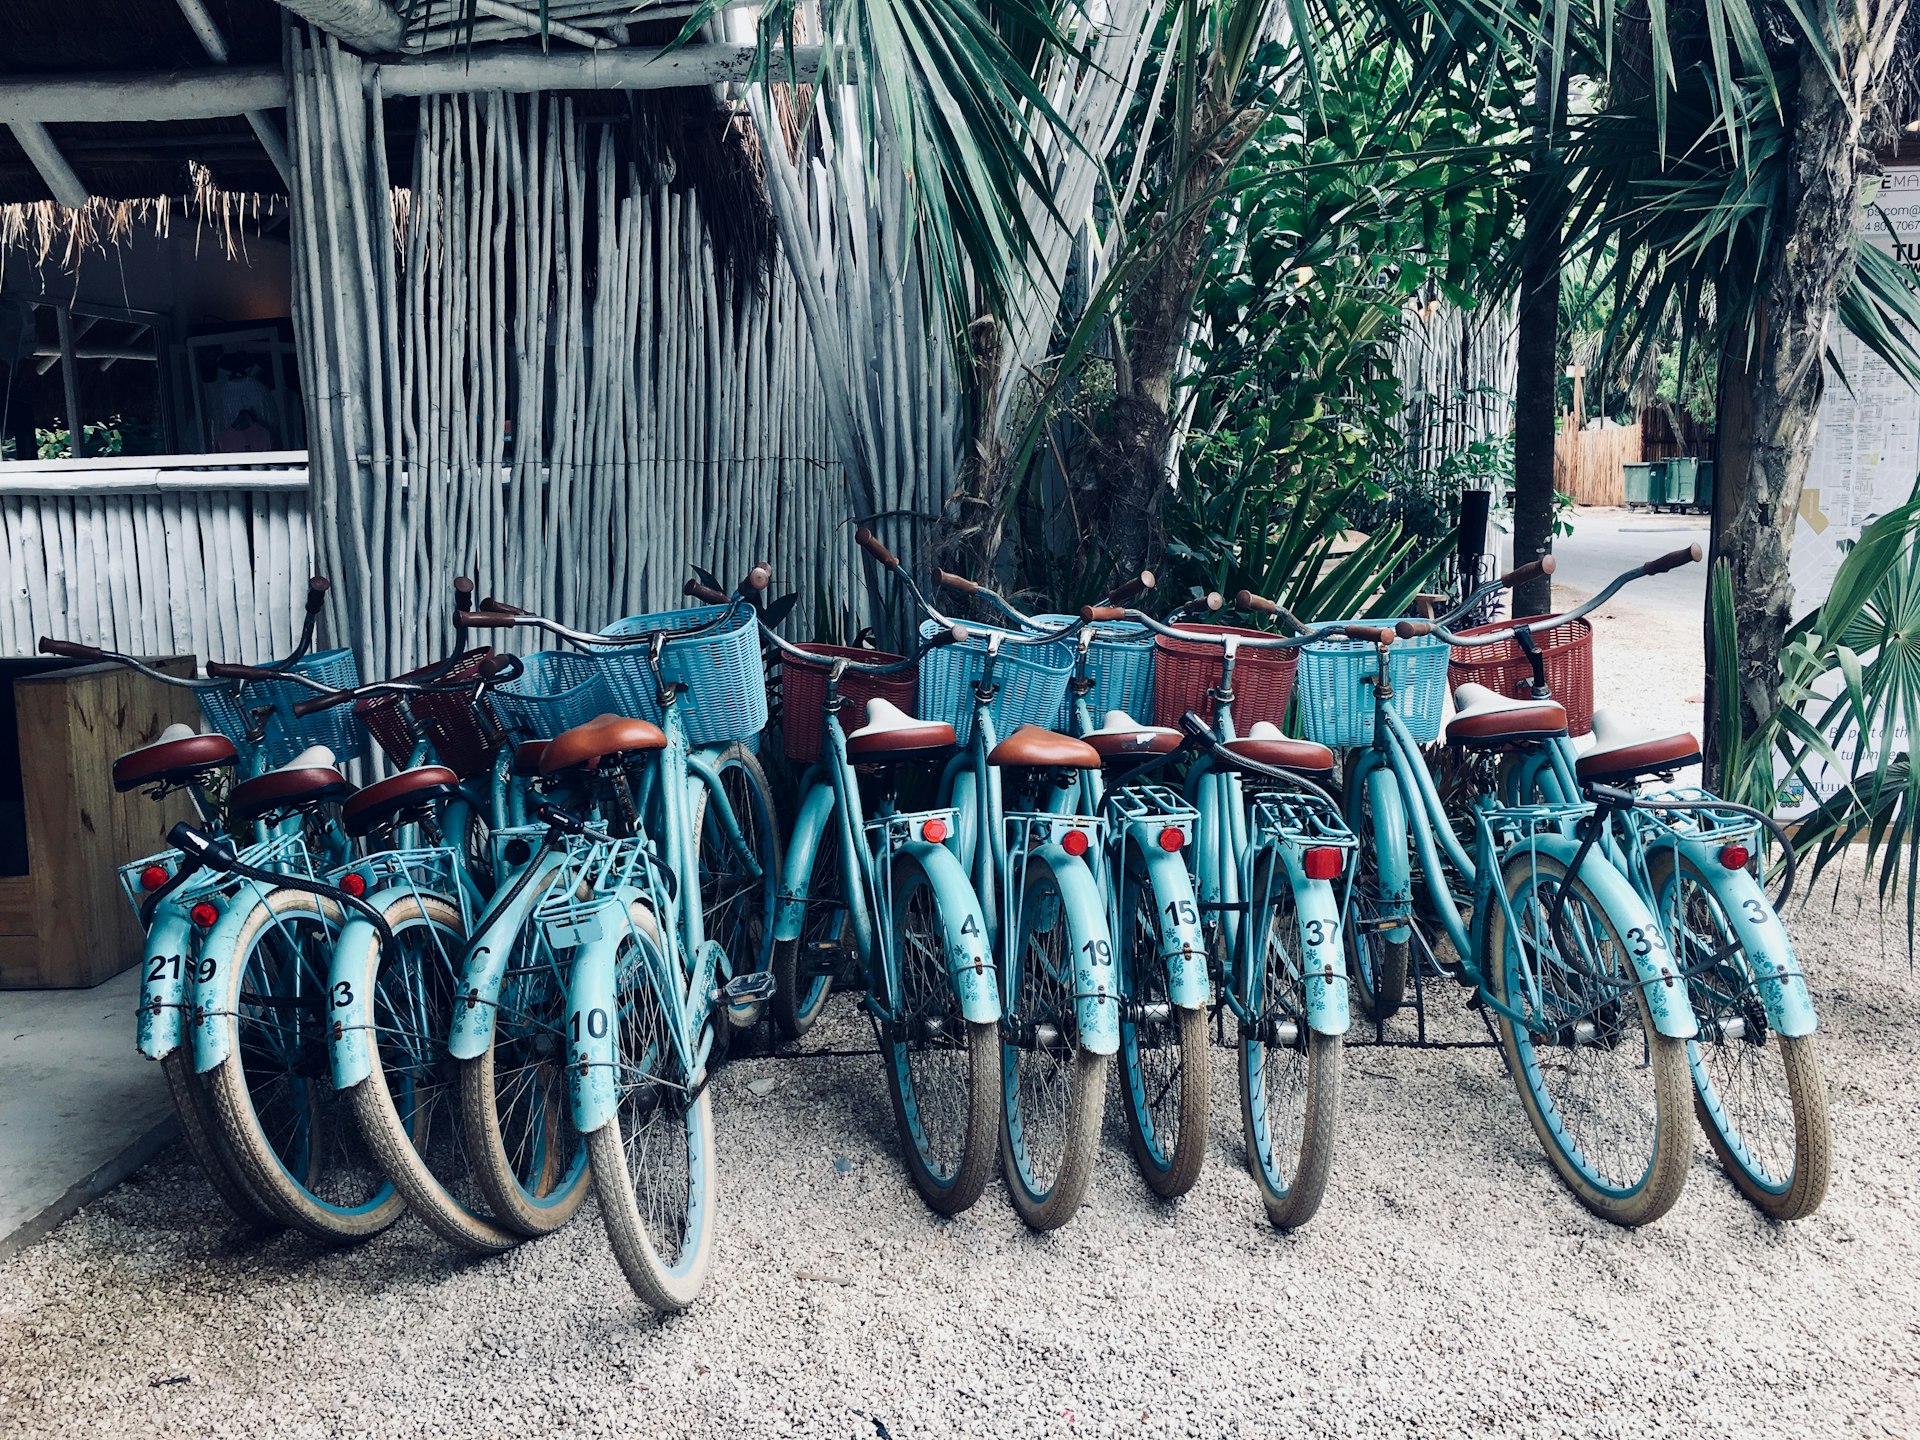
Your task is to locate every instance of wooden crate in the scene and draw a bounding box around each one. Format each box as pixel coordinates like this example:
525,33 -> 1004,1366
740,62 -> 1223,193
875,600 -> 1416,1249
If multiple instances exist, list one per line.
0,658 -> 200,989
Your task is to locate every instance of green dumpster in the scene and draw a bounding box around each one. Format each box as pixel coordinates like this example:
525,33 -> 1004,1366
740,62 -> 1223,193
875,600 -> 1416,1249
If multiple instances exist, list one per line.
1664,457 -> 1701,510
1694,460 -> 1714,514
1623,461 -> 1667,509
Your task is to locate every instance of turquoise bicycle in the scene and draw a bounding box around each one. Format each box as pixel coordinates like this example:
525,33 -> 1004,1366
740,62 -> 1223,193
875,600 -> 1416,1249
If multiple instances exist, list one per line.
1297,557 -> 1701,1225
453,572 -> 779,1309
762,622 -> 1002,1212
1416,546 -> 1829,1220
858,531 -> 1118,1230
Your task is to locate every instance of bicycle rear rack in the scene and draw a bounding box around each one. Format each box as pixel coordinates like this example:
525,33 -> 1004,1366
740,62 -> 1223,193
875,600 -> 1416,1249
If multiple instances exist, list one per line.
328,845 -> 472,929
119,832 -> 313,919
533,833 -> 673,948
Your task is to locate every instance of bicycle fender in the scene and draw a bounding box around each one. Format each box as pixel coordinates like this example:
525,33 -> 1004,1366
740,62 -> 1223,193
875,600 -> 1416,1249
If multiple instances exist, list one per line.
1528,833 -> 1699,1040
1361,759 -> 1412,944
447,848 -> 569,1061
1672,837 -> 1816,1038
1276,854 -> 1350,1035
137,908 -> 193,1060
1134,842 -> 1209,1010
1036,845 -> 1120,1056
564,935 -> 620,1134
773,782 -> 837,945
327,906 -> 384,1091
189,876 -> 288,1073
899,838 -> 1000,1024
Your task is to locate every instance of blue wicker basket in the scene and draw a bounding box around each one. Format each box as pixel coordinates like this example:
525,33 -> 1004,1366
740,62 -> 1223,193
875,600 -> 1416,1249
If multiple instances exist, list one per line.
1294,621 -> 1451,748
489,650 -> 616,740
1029,614 -> 1156,731
918,620 -> 1074,746
599,604 -> 767,747
197,647 -> 367,768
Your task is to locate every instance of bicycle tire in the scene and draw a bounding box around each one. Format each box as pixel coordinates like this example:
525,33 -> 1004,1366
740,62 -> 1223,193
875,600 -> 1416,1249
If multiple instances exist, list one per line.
691,743 -> 783,1031
1236,852 -> 1341,1228
1000,854 -> 1109,1231
771,797 -> 843,1040
1344,760 -> 1410,1020
456,920 -> 591,1237
587,906 -> 717,1312
204,888 -> 406,1243
1118,847 -> 1209,1199
159,1048 -> 278,1229
1649,852 -> 1830,1220
1483,850 -> 1691,1226
342,892 -> 521,1253
880,851 -> 1000,1213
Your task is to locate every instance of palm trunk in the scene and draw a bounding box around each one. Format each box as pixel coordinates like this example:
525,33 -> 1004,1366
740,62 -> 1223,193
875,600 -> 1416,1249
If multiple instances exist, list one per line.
1511,54 -> 1566,619
1705,26 -> 1898,775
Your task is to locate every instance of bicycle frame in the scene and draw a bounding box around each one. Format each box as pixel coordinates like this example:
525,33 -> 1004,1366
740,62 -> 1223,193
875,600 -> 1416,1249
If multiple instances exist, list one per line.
772,716 -> 998,1027
1351,699 -> 1698,1040
1505,744 -> 1815,1039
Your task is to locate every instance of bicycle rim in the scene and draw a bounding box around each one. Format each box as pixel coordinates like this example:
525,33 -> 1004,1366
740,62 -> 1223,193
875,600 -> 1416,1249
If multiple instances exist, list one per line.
884,855 -> 983,1196
1119,855 -> 1206,1192
694,745 -> 781,1007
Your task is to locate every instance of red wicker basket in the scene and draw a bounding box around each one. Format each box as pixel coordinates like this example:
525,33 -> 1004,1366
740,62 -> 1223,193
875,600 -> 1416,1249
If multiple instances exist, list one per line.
1447,614 -> 1595,736
781,644 -> 918,763
1151,624 -> 1299,731
356,649 -> 501,777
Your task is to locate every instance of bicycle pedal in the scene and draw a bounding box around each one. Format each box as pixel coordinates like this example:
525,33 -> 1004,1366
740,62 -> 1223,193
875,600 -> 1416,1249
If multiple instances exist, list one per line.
716,971 -> 778,1008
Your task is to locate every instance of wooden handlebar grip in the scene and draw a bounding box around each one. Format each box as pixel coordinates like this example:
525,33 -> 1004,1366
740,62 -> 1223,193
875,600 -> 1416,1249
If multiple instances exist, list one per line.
1643,543 -> 1704,576
1500,555 -> 1556,588
854,527 -> 898,569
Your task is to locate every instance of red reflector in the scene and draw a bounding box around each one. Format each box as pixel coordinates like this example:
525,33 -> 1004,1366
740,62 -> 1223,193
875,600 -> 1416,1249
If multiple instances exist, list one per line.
1718,844 -> 1751,870
189,902 -> 220,929
139,864 -> 171,892
340,872 -> 368,898
1061,829 -> 1090,857
1303,847 -> 1345,881
1158,826 -> 1184,853
921,818 -> 949,844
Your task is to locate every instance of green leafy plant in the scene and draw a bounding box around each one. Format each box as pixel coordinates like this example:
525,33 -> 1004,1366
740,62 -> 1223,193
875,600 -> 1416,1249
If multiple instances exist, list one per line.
1711,488 -> 1920,943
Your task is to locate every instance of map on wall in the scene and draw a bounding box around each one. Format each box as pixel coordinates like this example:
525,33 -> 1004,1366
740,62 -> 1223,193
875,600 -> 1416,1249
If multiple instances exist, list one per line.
1779,165 -> 1920,813
1792,166 -> 1920,614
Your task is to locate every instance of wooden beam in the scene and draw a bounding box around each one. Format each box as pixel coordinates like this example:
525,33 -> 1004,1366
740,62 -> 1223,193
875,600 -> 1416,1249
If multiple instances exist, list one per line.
30,344 -> 157,364
0,67 -> 286,125
54,309 -> 84,458
35,317 -> 97,375
174,0 -> 295,186
269,0 -> 408,53
472,0 -> 614,49
6,121 -> 90,208
379,42 -> 819,94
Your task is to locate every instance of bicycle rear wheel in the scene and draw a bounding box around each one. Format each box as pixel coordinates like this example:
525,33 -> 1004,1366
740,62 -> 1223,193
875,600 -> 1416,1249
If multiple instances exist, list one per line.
1237,852 -> 1342,1228
457,921 -> 591,1236
1651,853 -> 1829,1220
1000,855 -> 1109,1231
1483,851 -> 1691,1226
205,889 -> 405,1243
1118,849 -> 1209,1199
587,908 -> 717,1313
692,743 -> 782,1030
344,892 -> 521,1253
880,852 -> 999,1213
771,800 -> 844,1040
160,1048 -> 277,1228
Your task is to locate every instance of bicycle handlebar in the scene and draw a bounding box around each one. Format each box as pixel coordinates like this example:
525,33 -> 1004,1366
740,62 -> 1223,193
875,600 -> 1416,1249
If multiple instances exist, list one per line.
156,821 -> 395,948
1644,542 -> 1704,575
855,527 -> 899,569
932,568 -> 979,596
760,621 -> 969,677
1105,571 -> 1154,605
1500,555 -> 1556,588
683,578 -> 727,605
303,575 -> 331,617
288,652 -> 523,717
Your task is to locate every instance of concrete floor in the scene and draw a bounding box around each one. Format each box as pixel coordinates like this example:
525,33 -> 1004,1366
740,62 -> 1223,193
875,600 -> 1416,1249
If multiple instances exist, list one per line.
0,966 -> 176,1259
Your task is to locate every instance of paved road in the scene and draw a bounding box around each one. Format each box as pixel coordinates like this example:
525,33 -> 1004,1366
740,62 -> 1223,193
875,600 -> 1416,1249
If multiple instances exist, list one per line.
1548,507 -> 1710,619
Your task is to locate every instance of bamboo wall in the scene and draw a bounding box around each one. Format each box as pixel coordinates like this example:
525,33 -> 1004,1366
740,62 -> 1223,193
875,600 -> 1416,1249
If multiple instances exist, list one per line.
1393,299 -> 1517,477
285,32 -> 921,683
1555,423 -> 1641,506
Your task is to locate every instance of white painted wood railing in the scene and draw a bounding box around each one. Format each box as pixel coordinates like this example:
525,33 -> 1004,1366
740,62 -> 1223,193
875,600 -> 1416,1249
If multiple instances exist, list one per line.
0,452 -> 314,664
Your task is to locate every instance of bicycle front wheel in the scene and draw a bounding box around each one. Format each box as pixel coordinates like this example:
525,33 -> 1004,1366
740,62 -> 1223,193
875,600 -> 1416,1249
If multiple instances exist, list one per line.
160,1048 -> 277,1229
457,921 -> 591,1237
1344,762 -> 1410,1020
1000,856 -> 1109,1231
1651,853 -> 1829,1220
587,908 -> 717,1313
881,852 -> 999,1213
692,743 -> 782,1030
1483,851 -> 1691,1226
204,889 -> 405,1243
1118,848 -> 1209,1199
343,892 -> 521,1253
1237,852 -> 1341,1228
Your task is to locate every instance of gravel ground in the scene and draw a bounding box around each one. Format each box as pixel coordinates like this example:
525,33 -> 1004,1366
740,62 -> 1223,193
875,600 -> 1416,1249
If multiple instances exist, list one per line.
4,574 -> 1918,1439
